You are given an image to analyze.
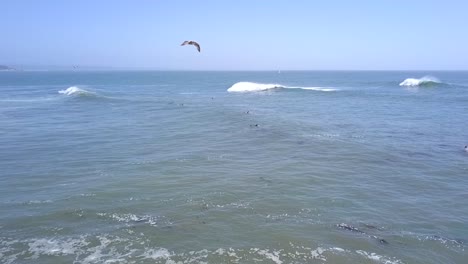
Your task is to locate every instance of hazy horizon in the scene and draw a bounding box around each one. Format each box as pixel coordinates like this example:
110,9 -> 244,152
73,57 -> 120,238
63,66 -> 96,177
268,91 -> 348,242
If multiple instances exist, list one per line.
3,65 -> 468,72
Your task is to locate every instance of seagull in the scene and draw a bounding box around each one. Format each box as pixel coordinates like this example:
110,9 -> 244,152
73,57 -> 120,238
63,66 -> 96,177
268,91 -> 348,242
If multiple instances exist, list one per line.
181,40 -> 201,52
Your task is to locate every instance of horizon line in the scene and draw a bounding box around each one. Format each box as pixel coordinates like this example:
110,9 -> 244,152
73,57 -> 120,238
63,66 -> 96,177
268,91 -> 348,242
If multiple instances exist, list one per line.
2,68 -> 468,72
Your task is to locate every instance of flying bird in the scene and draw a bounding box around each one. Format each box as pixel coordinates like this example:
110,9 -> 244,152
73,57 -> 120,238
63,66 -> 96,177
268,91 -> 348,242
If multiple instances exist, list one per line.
181,41 -> 201,52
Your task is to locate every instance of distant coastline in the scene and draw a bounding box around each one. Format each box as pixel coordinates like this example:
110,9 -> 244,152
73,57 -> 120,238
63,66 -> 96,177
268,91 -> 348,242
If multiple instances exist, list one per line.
0,65 -> 15,71
1,65 -> 467,72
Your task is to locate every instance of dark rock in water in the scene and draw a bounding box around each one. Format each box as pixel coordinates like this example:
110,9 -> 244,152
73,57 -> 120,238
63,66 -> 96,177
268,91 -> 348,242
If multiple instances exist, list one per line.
337,223 -> 365,233
337,223 -> 389,245
379,238 -> 389,244
371,235 -> 389,245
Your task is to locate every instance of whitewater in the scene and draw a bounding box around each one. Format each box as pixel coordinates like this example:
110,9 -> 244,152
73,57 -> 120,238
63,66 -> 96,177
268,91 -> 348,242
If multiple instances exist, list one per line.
399,76 -> 442,86
58,86 -> 95,96
227,81 -> 337,92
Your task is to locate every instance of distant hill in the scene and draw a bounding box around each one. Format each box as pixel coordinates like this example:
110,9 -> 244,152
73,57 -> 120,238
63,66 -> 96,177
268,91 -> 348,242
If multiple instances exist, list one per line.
0,65 -> 14,71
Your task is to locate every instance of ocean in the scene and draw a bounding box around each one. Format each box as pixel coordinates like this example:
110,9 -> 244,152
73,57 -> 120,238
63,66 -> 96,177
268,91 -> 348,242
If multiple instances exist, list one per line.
0,71 -> 467,263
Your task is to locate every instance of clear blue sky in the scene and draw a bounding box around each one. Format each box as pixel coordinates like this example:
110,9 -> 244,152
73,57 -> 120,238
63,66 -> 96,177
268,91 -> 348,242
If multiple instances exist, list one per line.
2,0 -> 468,70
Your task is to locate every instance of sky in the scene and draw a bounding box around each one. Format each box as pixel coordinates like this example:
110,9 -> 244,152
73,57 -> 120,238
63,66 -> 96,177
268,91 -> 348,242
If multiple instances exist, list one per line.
1,0 -> 468,70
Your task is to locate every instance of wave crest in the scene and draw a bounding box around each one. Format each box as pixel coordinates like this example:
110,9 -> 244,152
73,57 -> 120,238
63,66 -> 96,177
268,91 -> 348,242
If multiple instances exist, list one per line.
58,86 -> 94,96
227,82 -> 336,92
399,76 -> 441,87
227,82 -> 282,92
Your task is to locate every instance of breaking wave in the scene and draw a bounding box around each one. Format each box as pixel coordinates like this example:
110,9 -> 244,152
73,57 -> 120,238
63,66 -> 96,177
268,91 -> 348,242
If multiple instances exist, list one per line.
227,82 -> 337,92
58,86 -> 95,97
0,235 -> 406,264
399,76 -> 442,87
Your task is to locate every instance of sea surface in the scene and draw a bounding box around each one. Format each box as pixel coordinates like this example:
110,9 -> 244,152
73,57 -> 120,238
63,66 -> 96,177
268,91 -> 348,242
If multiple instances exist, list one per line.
1,71 -> 467,264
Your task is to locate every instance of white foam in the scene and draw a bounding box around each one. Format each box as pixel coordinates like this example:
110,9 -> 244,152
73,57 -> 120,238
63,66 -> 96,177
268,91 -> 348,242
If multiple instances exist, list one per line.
80,236 -> 133,264
356,250 -> 404,264
3,235 -> 135,263
257,249 -> 283,264
97,213 -> 166,226
24,200 -> 53,205
140,248 -> 172,260
399,76 -> 441,86
79,193 -> 96,197
311,247 -> 326,261
2,236 -> 408,264
331,247 -> 346,252
290,86 -> 337,92
28,237 -> 88,259
227,82 -> 337,92
402,231 -> 465,250
424,235 -> 466,249
58,86 -> 93,96
227,82 -> 283,92
214,248 -> 226,255
0,240 -> 18,264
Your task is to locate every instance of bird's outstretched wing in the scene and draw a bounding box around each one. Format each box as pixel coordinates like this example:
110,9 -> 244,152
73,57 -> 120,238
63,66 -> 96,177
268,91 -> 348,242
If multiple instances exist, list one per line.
181,40 -> 201,52
191,41 -> 201,52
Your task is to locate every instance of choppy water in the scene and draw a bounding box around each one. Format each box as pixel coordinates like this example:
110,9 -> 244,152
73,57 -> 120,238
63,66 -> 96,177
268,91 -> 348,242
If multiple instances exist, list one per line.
1,71 -> 467,264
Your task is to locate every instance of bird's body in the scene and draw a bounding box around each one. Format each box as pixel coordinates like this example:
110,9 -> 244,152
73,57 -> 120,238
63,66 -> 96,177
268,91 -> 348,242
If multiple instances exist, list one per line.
181,40 -> 201,52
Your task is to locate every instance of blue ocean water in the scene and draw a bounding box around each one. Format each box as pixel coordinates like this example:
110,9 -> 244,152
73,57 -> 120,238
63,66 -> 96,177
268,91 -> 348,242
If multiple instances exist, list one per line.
0,71 -> 467,263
